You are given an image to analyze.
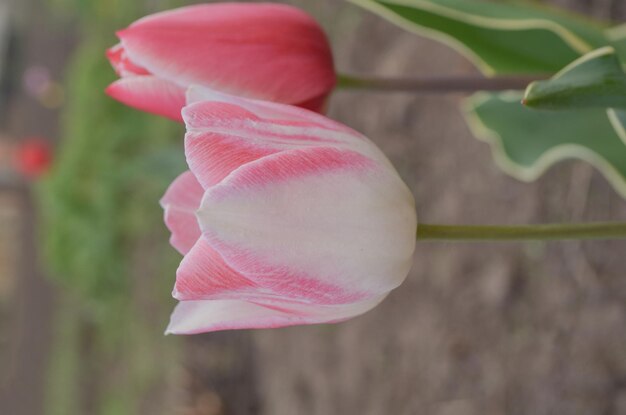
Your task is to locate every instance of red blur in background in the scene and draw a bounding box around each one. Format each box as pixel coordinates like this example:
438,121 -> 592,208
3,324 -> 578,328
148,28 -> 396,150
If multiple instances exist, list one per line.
13,138 -> 52,178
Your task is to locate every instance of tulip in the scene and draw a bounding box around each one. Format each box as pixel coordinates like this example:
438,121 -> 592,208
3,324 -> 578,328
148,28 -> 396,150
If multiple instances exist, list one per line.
106,3 -> 336,121
160,87 -> 416,334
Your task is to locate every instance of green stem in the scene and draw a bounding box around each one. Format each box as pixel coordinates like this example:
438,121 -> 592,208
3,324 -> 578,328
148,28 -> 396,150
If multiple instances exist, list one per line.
338,73 -> 545,93
416,223 -> 626,241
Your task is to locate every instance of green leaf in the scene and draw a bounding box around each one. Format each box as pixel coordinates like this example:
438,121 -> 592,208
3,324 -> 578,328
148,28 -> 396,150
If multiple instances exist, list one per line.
606,24 -> 626,61
464,92 -> 626,198
523,47 -> 626,110
348,0 -> 608,75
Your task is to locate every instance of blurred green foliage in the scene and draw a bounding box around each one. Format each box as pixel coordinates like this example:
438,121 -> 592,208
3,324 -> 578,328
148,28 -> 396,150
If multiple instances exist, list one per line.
39,4 -> 186,305
37,1 -> 192,413
48,0 -> 190,26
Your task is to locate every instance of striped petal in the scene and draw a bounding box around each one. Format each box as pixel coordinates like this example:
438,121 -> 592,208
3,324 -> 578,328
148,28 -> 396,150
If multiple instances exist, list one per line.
182,99 -> 347,190
181,97 -> 394,190
183,104 -> 280,190
185,86 -> 343,131
196,147 -> 417,305
160,171 -> 203,255
173,237 -> 256,301
165,293 -> 387,334
106,76 -> 186,121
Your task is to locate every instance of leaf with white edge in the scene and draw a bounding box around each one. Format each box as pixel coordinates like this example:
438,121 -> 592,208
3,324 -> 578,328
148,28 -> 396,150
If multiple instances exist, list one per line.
464,92 -> 626,199
348,0 -> 608,75
523,47 -> 626,110
606,24 -> 626,61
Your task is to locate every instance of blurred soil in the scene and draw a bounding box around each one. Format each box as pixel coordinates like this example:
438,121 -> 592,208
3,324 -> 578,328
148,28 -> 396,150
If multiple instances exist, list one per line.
3,0 -> 626,415
0,0 -> 75,414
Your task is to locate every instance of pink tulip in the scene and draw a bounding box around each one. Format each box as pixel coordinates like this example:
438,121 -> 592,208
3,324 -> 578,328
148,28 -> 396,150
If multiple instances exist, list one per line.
161,88 -> 416,334
106,3 -> 336,121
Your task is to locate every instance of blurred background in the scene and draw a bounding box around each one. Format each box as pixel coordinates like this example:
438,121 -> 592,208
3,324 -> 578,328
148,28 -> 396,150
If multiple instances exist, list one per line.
1,0 -> 626,414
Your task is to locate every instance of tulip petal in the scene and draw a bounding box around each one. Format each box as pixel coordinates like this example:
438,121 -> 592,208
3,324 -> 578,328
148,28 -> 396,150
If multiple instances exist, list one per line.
117,3 -> 336,106
186,86 -> 341,130
184,127 -> 280,190
295,92 -> 331,114
160,171 -> 204,255
183,100 -> 340,190
106,76 -> 186,121
106,43 -> 151,77
165,293 -> 387,334
183,96 -> 351,139
182,97 -> 393,190
174,237 -> 256,301
197,147 -> 417,305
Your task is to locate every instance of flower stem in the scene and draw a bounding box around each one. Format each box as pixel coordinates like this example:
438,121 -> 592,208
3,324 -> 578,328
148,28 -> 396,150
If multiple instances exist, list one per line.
337,73 -> 545,93
416,223 -> 626,241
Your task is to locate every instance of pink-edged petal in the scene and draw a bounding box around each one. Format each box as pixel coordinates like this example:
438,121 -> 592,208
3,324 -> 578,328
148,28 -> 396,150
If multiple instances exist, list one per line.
181,95 -> 399,191
118,3 -> 335,107
184,130 -> 277,190
174,237 -> 256,301
182,100 -> 343,190
165,293 -> 387,334
106,76 -> 186,122
160,171 -> 204,254
106,43 -> 151,77
196,147 -> 417,305
181,92 -> 399,172
185,86 -> 341,131
160,170 -> 203,210
163,209 -> 200,255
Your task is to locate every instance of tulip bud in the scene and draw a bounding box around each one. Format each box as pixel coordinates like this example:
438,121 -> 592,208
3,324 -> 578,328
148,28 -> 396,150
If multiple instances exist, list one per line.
106,3 -> 336,121
161,88 -> 416,334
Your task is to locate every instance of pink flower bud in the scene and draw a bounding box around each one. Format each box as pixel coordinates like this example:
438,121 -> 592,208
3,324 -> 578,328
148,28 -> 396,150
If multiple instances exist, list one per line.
106,3 -> 336,122
161,88 -> 416,334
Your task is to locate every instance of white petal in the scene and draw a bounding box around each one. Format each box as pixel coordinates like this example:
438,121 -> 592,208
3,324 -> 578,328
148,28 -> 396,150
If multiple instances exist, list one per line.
165,293 -> 387,334
197,147 -> 417,303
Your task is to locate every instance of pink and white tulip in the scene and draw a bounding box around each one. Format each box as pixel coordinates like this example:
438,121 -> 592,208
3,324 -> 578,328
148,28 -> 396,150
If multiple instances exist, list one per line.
106,3 -> 336,121
161,88 -> 416,334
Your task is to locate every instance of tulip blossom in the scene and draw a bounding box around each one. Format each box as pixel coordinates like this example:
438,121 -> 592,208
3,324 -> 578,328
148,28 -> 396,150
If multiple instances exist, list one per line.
106,3 -> 336,121
160,88 -> 416,334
